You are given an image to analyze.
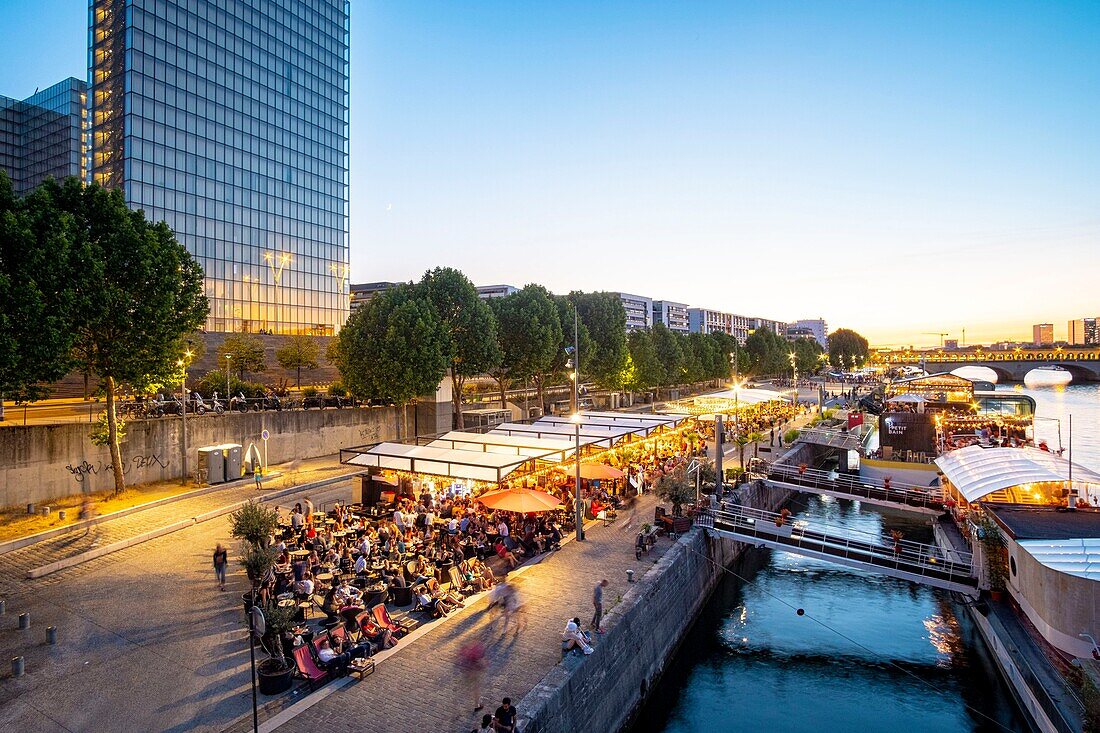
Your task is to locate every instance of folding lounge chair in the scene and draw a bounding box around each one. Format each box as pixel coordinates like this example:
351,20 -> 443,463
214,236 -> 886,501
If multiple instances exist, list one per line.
371,602 -> 416,635
292,644 -> 330,691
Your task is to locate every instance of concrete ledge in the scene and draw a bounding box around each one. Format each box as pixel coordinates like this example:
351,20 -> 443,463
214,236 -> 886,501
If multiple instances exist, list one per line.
0,472 -> 285,556
24,473 -> 355,580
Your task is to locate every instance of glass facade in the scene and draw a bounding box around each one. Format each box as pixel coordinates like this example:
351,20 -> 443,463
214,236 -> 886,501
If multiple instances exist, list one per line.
89,0 -> 350,335
0,78 -> 88,197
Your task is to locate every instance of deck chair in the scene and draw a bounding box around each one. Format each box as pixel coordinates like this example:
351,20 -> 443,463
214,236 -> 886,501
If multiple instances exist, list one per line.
292,644 -> 330,691
448,566 -> 474,596
372,602 -> 416,635
427,577 -> 464,607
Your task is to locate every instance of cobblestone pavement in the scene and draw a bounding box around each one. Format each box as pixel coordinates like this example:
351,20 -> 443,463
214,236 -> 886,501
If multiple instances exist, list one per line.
270,494 -> 671,733
0,457 -> 352,602
0,476 -> 354,733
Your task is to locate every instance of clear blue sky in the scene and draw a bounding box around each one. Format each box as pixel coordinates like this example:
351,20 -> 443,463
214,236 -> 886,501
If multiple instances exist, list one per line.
3,1 -> 1099,346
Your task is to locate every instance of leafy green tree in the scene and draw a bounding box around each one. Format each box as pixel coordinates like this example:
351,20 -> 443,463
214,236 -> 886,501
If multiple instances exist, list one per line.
52,178 -> 207,493
707,331 -> 743,381
218,332 -> 267,380
744,326 -> 791,376
420,267 -> 502,429
487,284 -> 563,409
626,330 -> 662,393
792,337 -> 825,374
532,295 -> 595,413
0,172 -> 77,418
828,328 -> 869,369
332,285 -> 450,437
275,334 -> 320,388
681,332 -> 708,384
570,291 -> 628,389
650,322 -> 685,393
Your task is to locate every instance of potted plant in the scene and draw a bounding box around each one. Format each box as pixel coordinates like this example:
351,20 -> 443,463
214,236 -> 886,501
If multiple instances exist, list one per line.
978,512 -> 1009,600
654,465 -> 695,517
230,500 -> 280,549
256,601 -> 299,695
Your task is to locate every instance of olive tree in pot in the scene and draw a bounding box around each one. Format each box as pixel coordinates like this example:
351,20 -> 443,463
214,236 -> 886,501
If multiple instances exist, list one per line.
229,500 -> 280,549
240,545 -> 278,615
256,601 -> 299,695
655,465 -> 695,517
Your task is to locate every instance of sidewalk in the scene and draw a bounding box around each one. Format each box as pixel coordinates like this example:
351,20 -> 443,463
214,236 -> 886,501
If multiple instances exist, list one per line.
257,494 -> 672,733
0,455 -> 355,602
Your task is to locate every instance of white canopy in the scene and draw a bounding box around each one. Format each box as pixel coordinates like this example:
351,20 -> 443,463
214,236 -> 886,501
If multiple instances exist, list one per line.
886,393 -> 927,403
490,422 -> 626,448
346,442 -> 544,483
935,445 -> 1100,503
700,388 -> 792,405
428,431 -> 575,462
1018,539 -> 1100,581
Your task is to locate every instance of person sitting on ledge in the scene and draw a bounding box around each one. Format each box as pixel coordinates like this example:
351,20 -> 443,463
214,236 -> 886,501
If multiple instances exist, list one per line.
562,617 -> 593,655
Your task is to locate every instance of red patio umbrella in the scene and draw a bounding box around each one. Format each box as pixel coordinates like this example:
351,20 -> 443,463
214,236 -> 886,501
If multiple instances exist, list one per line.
476,487 -> 563,513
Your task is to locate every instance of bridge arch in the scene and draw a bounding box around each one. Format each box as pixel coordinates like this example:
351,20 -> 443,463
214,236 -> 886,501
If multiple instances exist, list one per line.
984,365 -> 1017,383
1053,363 -> 1100,382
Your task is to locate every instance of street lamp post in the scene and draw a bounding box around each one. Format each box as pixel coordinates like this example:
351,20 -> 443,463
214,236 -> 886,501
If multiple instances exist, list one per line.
571,306 -> 584,542
225,354 -> 232,397
178,347 -> 193,485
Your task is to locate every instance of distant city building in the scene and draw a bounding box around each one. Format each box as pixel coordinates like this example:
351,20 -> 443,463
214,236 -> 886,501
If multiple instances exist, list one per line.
688,308 -> 731,337
752,317 -> 788,338
785,326 -> 816,341
1068,318 -> 1099,346
1032,324 -> 1054,346
476,284 -> 518,299
790,318 -> 828,348
89,0 -> 351,335
349,282 -> 399,313
617,292 -> 653,332
652,300 -> 690,334
0,77 -> 87,196
943,339 -> 959,350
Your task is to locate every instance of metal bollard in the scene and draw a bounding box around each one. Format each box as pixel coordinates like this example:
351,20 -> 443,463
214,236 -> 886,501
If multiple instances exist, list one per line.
626,569 -> 635,583
26,503 -> 35,515
58,510 -> 67,520
47,626 -> 58,645
12,656 -> 25,678
0,598 -> 5,615
18,612 -> 30,630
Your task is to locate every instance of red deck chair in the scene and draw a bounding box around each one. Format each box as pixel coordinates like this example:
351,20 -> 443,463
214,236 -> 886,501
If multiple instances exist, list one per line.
292,644 -> 330,691
371,603 -> 416,636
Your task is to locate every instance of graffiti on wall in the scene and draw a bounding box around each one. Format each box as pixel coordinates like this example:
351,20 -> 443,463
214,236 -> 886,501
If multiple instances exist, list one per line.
65,453 -> 170,484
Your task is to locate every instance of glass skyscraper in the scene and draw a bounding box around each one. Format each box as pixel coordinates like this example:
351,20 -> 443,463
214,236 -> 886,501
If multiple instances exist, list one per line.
0,78 -> 88,197
89,0 -> 350,335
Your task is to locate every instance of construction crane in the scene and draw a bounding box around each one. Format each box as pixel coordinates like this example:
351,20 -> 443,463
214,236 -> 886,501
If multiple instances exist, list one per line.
923,332 -> 949,347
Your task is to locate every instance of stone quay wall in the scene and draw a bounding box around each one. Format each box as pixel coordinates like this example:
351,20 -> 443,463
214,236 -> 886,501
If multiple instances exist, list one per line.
518,481 -> 790,733
0,405 -> 401,508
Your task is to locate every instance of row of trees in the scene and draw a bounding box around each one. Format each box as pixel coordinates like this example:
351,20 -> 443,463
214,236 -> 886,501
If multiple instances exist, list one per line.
0,174 -> 208,492
215,332 -> 321,388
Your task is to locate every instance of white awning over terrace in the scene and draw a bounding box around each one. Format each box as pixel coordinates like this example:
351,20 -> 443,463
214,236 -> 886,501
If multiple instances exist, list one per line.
427,431 -> 576,462
345,442 -> 548,483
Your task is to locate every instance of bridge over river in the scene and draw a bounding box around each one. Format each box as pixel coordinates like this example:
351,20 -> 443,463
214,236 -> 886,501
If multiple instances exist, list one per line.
871,346 -> 1100,382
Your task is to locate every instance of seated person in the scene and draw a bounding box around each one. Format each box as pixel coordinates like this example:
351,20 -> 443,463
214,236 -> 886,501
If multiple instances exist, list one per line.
315,636 -> 371,677
320,585 -> 341,621
494,698 -> 518,733
353,552 -> 368,575
494,540 -> 519,569
562,617 -> 593,655
413,584 -> 452,618
296,571 -> 315,597
334,579 -> 363,609
359,618 -> 397,651
426,577 -> 464,608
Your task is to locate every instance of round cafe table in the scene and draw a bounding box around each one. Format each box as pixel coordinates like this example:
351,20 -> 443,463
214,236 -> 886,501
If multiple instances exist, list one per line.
315,572 -> 333,584
290,549 -> 310,559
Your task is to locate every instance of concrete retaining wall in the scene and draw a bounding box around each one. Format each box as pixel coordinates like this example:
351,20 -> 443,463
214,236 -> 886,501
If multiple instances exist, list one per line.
518,482 -> 788,733
0,405 -> 400,507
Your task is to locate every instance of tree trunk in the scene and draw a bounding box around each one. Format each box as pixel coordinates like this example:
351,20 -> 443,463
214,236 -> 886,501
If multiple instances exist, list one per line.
451,370 -> 464,430
296,366 -> 301,389
105,375 -> 126,494
496,377 -> 508,411
534,375 -> 547,413
0,391 -> 4,421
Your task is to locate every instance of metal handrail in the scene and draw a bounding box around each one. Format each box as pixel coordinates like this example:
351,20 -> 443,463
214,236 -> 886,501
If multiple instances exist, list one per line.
698,505 -> 975,586
759,460 -> 945,508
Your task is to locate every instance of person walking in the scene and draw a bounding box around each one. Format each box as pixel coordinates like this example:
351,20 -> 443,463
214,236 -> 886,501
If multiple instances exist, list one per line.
303,496 -> 314,526
457,641 -> 487,712
213,543 -> 228,591
591,578 -> 608,633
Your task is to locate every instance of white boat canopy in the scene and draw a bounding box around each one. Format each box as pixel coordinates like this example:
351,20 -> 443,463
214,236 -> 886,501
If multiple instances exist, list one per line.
935,445 -> 1100,503
1018,539 -> 1100,581
345,442 -> 548,483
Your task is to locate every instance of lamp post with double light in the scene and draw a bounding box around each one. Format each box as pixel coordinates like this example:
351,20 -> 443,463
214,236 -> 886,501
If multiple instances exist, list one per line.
178,344 -> 194,484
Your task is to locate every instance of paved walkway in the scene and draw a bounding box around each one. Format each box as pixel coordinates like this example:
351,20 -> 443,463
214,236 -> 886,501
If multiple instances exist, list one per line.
266,495 -> 671,733
0,457 -> 351,602
0,473 -> 354,733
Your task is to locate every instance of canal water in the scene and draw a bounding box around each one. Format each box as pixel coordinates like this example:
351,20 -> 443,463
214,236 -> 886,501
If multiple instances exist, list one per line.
634,384 -> 1099,733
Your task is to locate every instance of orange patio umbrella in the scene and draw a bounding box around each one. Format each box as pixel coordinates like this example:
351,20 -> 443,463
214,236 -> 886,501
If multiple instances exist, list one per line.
476,487 -> 563,513
572,463 -> 625,481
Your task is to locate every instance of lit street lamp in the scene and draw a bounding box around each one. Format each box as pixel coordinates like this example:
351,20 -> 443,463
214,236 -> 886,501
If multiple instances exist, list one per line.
225,353 -> 232,397
178,346 -> 194,484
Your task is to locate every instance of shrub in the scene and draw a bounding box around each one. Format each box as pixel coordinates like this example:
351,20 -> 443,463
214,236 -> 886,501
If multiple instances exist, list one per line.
302,387 -> 319,398
328,382 -> 348,397
230,500 -> 280,548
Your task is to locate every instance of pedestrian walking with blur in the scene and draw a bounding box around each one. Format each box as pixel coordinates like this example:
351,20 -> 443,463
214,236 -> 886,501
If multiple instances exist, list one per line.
213,543 -> 228,591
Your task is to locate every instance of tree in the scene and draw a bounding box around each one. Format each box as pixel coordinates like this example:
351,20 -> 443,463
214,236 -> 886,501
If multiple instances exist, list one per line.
654,464 -> 696,516
828,328 -> 869,369
681,332 -> 708,384
744,327 -> 790,376
53,178 -> 207,493
218,333 -> 267,380
0,172 -> 77,419
626,330 -> 662,393
792,337 -> 825,375
419,267 -> 501,429
651,322 -> 685,394
487,284 -> 563,409
275,334 -> 320,388
571,291 -> 628,390
332,285 -> 450,438
532,295 -> 595,413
